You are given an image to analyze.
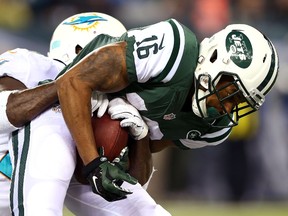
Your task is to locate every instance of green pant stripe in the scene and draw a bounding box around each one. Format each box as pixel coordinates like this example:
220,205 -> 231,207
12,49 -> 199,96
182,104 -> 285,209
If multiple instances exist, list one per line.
10,123 -> 31,216
10,130 -> 19,216
18,123 -> 31,216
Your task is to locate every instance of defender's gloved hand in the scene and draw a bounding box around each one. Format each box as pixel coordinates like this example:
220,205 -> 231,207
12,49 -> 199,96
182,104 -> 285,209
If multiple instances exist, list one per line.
108,98 -> 149,140
82,148 -> 137,202
91,91 -> 109,117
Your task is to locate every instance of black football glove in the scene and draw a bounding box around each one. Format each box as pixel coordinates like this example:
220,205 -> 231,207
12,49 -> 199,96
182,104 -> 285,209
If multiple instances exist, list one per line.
82,148 -> 137,202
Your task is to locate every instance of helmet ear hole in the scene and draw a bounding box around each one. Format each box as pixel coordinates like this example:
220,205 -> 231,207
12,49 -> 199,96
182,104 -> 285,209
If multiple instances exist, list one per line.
263,54 -> 267,63
75,45 -> 83,55
210,49 -> 218,63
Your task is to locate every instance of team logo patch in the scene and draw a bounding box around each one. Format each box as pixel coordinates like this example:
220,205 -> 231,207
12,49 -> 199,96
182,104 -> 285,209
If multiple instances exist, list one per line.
186,130 -> 201,140
226,30 -> 253,68
0,59 -> 9,65
63,14 -> 107,31
163,113 -> 176,120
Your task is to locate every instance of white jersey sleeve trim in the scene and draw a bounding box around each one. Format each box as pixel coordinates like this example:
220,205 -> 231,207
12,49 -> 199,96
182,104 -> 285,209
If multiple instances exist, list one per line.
179,136 -> 229,149
128,19 -> 186,84
161,19 -> 185,83
128,21 -> 174,83
201,127 -> 231,139
179,127 -> 231,149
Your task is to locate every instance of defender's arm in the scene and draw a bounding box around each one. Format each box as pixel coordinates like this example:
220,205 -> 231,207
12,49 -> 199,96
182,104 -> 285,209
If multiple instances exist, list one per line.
0,76 -> 58,127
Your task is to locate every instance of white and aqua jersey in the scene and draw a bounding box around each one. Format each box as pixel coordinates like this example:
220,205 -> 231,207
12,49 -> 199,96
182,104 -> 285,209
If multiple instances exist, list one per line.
59,19 -> 232,149
0,48 -> 64,179
0,48 -> 63,88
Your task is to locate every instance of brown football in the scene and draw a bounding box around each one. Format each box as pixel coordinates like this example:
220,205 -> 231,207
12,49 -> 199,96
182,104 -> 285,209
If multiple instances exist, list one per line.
74,112 -> 129,184
91,111 -> 128,161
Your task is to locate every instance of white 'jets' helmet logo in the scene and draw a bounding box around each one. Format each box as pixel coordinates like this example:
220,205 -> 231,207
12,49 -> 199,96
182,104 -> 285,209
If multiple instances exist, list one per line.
226,30 -> 253,69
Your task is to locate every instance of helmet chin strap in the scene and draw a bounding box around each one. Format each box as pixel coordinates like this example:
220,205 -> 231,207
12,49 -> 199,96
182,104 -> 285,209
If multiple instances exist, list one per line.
192,89 -> 209,118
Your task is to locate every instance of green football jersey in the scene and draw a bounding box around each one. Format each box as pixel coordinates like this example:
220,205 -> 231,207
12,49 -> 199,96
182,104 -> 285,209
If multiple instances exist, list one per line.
58,19 -> 232,149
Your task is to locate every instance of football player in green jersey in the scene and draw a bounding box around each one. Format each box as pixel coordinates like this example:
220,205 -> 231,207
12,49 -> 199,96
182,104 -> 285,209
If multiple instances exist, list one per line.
4,18 -> 279,202
54,19 -> 279,201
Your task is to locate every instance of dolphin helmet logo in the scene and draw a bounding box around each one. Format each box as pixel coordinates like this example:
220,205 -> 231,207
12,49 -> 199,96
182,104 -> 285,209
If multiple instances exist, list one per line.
0,59 -> 9,65
63,15 -> 108,31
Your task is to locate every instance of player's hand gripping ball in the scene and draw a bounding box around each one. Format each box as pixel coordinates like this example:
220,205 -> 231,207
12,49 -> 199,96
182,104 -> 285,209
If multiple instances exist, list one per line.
74,112 -> 129,184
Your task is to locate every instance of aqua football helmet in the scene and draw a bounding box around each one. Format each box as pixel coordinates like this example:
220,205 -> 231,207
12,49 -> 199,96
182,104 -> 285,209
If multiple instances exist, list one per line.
48,12 -> 126,65
193,24 -> 279,127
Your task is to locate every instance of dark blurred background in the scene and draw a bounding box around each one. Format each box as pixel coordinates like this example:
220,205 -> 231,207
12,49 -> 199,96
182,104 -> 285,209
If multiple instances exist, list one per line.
1,0 -> 288,204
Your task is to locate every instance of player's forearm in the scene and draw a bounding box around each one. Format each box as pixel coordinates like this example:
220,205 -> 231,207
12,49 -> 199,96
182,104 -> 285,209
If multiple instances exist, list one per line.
56,42 -> 128,164
128,135 -> 153,185
56,75 -> 99,165
6,82 -> 58,127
